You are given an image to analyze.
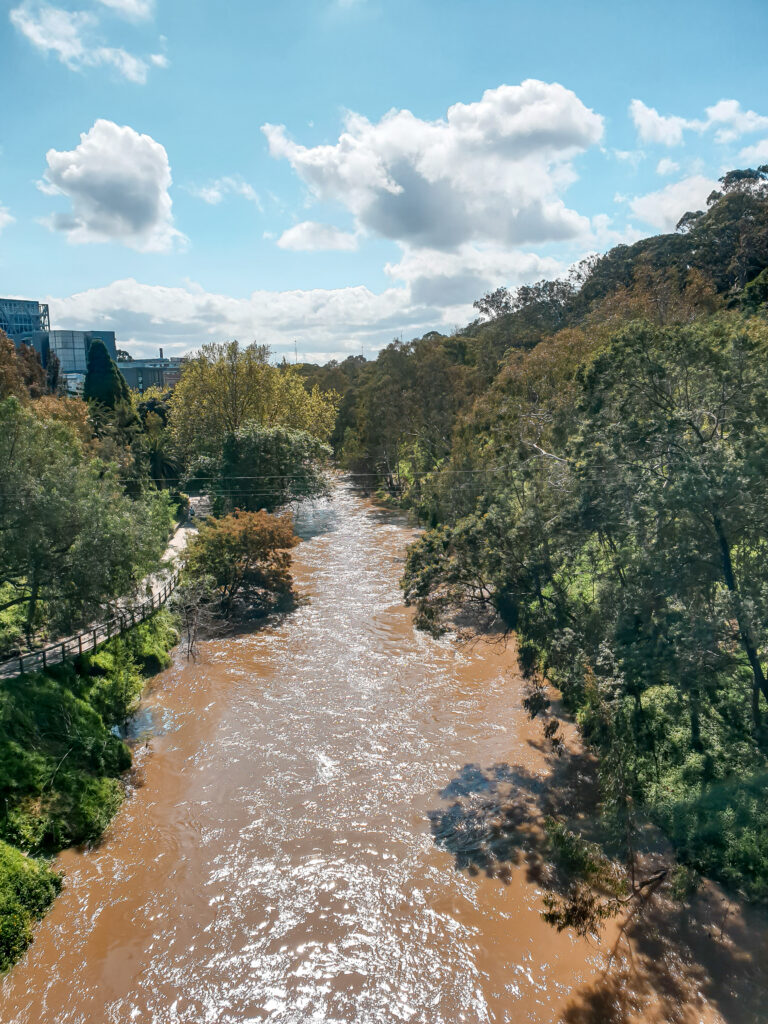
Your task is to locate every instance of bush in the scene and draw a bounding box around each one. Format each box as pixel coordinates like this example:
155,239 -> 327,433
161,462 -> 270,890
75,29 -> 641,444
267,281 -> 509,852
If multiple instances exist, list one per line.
0,840 -> 61,972
185,509 -> 298,617
655,773 -> 768,900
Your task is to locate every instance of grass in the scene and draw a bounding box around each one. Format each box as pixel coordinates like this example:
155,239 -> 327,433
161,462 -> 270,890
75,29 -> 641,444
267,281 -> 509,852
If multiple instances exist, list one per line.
0,610 -> 178,971
0,840 -> 61,972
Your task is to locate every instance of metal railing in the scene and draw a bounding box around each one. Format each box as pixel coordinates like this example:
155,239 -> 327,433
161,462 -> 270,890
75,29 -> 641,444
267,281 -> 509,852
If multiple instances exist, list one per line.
0,569 -> 180,681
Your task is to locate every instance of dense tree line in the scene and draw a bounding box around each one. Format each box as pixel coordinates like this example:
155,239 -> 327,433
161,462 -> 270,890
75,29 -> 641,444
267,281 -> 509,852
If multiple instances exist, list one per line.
300,168 -> 768,911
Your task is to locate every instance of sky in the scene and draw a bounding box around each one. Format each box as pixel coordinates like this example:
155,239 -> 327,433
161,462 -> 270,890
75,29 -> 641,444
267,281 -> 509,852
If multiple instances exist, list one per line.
1,0 -> 767,363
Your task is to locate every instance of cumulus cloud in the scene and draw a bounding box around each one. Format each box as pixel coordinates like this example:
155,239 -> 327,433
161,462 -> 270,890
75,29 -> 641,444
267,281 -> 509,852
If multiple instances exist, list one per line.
629,100 -> 693,146
187,176 -> 261,208
0,205 -> 15,234
704,100 -> 768,143
94,0 -> 154,19
739,138 -> 768,164
656,158 -> 680,176
629,175 -> 717,232
631,97 -> 768,148
40,119 -> 183,251
263,80 -> 604,251
277,221 -> 358,251
46,253 -> 575,361
385,244 -> 562,306
46,277 -> 429,360
9,1 -> 162,83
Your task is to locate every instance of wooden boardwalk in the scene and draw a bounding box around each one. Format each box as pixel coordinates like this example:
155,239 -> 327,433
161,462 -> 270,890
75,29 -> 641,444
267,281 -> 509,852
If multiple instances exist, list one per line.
0,570 -> 181,680
0,519 -> 199,681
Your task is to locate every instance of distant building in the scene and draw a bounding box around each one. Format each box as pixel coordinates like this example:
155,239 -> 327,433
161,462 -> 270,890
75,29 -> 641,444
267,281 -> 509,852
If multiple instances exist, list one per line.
1,296 -> 118,392
117,348 -> 186,393
2,296 -> 186,395
0,297 -> 50,341
48,330 -> 117,373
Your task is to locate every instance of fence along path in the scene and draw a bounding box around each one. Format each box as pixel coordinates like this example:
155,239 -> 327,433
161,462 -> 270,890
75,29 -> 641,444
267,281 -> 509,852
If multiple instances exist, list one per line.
0,515 -> 202,681
0,569 -> 181,681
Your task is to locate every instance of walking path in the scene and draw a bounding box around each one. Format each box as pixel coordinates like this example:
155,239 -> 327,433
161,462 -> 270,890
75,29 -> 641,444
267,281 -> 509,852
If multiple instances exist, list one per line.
0,520 -> 197,681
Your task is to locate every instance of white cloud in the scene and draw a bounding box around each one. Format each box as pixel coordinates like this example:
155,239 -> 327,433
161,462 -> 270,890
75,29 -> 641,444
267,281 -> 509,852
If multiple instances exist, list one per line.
0,205 -> 15,234
46,277 -> 424,359
590,213 -> 645,248
9,1 -> 163,83
613,149 -> 644,168
629,100 -> 693,146
94,0 -> 154,19
739,138 -> 768,165
187,176 -> 262,208
629,175 -> 717,232
40,119 -> 183,252
656,158 -> 680,176
631,97 -> 768,148
263,80 -> 604,251
385,244 -> 561,306
277,221 -> 358,251
44,245 -> 574,361
704,100 -> 768,143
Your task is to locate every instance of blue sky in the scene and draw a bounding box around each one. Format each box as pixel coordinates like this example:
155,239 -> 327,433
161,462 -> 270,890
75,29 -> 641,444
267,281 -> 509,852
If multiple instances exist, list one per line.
1,0 -> 767,361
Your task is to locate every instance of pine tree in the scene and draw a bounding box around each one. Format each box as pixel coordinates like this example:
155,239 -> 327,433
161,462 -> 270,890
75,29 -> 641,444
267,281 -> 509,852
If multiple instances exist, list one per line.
83,339 -> 130,408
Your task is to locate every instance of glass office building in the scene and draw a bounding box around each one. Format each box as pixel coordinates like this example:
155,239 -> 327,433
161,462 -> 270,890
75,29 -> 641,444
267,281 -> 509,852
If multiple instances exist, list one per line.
0,298 -> 50,340
48,330 -> 117,373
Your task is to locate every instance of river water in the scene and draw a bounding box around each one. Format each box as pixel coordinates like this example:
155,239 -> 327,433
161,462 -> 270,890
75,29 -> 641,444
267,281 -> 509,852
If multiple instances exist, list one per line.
3,485 -> 764,1023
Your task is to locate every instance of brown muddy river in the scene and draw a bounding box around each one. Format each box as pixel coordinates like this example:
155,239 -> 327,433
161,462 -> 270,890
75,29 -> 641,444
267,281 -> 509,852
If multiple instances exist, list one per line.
3,485 -> 767,1023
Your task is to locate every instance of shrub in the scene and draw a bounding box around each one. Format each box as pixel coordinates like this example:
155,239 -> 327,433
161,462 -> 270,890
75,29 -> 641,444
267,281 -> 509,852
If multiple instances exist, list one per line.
0,840 -> 61,972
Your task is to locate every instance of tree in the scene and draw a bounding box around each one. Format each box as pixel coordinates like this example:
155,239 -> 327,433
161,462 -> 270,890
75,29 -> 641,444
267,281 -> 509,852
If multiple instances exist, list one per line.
15,345 -> 46,399
0,398 -> 173,648
217,424 -> 331,512
45,351 -> 61,395
144,410 -> 178,489
83,339 -> 131,409
184,509 -> 298,616
169,341 -> 339,466
473,287 -> 512,320
169,341 -> 271,461
0,332 -> 25,401
574,318 -> 768,728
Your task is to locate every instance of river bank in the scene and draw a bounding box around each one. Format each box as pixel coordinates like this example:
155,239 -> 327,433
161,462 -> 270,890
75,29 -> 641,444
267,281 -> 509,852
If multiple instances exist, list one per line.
0,610 -> 179,972
2,485 -> 767,1022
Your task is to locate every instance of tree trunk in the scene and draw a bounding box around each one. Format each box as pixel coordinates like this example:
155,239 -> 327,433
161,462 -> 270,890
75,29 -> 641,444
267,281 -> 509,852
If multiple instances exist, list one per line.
712,512 -> 768,724
25,573 -> 39,646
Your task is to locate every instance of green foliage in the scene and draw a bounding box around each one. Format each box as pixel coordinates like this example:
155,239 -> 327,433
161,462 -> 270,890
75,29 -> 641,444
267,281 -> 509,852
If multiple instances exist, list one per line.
742,266 -> 768,310
184,509 -> 298,617
169,341 -> 339,467
83,339 -> 131,409
0,397 -> 173,653
655,774 -> 768,900
217,423 -> 331,513
0,666 -> 131,852
392,185 -> 768,902
0,610 -> 177,968
0,840 -> 61,973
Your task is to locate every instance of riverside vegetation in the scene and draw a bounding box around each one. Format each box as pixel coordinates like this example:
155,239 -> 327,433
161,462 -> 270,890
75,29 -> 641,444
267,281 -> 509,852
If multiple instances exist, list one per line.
0,337 -> 336,968
2,163 -> 768,972
300,166 -> 768,931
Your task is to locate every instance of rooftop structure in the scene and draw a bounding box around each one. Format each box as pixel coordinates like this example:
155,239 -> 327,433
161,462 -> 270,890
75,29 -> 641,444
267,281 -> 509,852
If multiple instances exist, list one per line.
117,349 -> 186,393
0,298 -> 49,339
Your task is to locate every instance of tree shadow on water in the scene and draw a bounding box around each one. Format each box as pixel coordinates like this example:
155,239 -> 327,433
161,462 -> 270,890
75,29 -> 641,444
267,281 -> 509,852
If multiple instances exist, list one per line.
430,761 -> 768,1023
427,762 -> 551,883
559,874 -> 768,1024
